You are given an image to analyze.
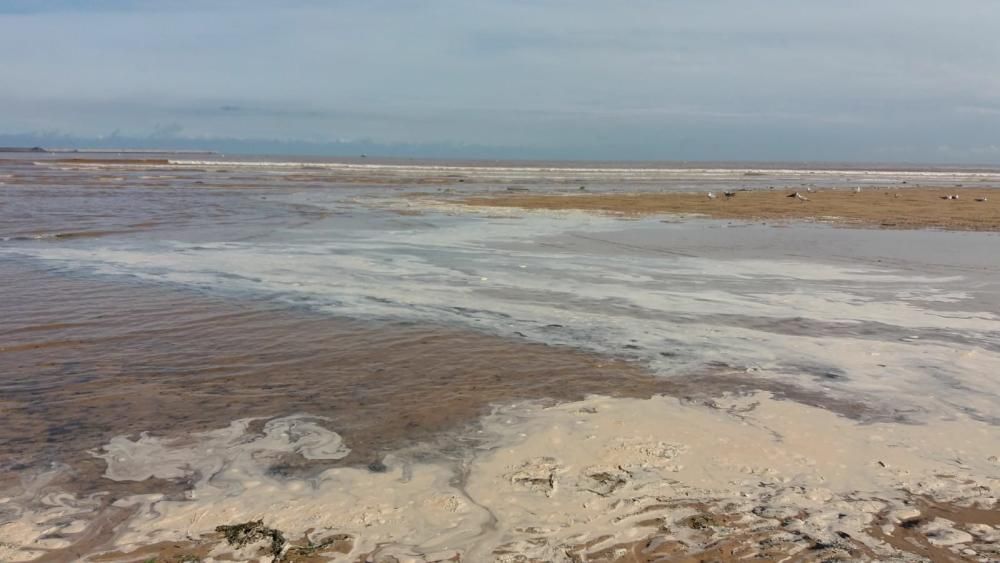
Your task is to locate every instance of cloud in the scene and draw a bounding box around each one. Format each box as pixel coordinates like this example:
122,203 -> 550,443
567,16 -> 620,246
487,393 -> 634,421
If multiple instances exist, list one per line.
1,1 -> 999,162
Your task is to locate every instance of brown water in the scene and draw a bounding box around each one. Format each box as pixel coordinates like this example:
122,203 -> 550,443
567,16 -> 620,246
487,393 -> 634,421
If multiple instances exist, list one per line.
2,155 -> 995,483
0,260 -> 679,492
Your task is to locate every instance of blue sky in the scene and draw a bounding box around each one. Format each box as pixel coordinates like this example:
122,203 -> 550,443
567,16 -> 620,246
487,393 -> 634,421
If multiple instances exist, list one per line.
2,1 -> 999,162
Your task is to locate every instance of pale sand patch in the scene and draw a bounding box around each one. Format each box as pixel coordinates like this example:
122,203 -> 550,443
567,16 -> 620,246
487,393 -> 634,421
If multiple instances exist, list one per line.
454,188 -> 1000,231
3,393 -> 997,562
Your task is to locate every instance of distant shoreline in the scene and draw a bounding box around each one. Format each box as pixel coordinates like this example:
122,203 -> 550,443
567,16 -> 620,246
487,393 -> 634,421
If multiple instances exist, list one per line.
0,146 -> 218,155
3,146 -> 999,173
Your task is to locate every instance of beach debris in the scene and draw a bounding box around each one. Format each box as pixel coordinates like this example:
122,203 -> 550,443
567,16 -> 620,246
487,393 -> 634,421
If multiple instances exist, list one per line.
941,194 -> 960,200
707,192 -> 717,199
508,457 -> 559,497
894,193 -> 901,198
215,520 -> 352,562
680,513 -> 723,530
579,185 -> 586,190
806,186 -> 815,193
285,534 -> 353,560
216,520 -> 287,558
975,197 -> 988,202
787,192 -> 809,201
506,186 -> 530,192
582,467 -> 631,496
723,191 -> 736,198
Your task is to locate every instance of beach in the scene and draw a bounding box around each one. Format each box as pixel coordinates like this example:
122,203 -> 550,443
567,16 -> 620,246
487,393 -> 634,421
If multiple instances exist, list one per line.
1,156 -> 999,562
458,187 -> 1000,231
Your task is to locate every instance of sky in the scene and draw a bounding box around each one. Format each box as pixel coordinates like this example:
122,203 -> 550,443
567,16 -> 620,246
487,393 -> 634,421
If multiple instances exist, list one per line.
2,0 -> 999,162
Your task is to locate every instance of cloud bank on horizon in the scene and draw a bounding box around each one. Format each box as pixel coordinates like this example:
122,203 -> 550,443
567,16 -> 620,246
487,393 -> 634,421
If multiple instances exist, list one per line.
2,0 -> 999,162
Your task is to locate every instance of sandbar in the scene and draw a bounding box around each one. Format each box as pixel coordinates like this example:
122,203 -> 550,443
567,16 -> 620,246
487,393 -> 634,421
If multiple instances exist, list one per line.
458,187 -> 1000,231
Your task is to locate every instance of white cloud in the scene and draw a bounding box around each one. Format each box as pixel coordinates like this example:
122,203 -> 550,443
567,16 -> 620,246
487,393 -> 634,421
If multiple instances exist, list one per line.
1,0 -> 999,162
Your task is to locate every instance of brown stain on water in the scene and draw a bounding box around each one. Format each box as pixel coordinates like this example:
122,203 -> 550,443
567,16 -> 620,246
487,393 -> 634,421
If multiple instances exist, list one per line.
0,260 -> 880,495
0,261 -> 679,495
0,261 -> 683,560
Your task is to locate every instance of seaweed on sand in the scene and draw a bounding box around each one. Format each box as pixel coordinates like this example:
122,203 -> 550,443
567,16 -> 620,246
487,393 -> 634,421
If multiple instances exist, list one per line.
216,520 -> 286,558
285,534 -> 353,559
214,519 -> 352,562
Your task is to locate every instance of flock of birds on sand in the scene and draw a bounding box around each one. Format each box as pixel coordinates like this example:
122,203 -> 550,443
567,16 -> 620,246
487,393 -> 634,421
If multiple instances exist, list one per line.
706,185 -> 989,203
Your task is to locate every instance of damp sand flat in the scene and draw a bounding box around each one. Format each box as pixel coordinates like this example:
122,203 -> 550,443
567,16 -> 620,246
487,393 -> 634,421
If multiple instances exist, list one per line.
458,187 -> 1000,231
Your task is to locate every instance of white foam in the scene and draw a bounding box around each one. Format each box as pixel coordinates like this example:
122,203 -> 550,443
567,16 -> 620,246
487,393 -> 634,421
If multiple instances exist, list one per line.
9,209 -> 1000,419
4,393 -> 998,561
93,415 -> 349,485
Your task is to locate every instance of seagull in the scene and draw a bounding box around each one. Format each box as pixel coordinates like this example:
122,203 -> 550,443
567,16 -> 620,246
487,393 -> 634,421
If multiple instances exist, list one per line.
806,186 -> 815,193
854,186 -> 862,194
723,191 -> 736,198
787,192 -> 808,201
975,197 -> 988,202
707,192 -> 716,199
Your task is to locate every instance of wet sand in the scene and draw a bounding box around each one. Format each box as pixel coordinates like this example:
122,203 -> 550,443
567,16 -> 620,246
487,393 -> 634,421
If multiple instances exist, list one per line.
458,187 -> 1000,231
11,392 -> 998,562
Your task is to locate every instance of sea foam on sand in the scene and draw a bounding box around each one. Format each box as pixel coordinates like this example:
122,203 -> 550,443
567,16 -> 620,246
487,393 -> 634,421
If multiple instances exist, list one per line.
3,392 -> 998,562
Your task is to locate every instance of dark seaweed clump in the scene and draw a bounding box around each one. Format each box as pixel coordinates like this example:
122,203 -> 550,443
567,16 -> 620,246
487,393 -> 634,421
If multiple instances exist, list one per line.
216,520 -> 286,558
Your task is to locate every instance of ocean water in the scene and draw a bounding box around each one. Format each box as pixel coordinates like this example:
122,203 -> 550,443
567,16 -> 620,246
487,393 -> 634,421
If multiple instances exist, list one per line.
6,159 -> 999,417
